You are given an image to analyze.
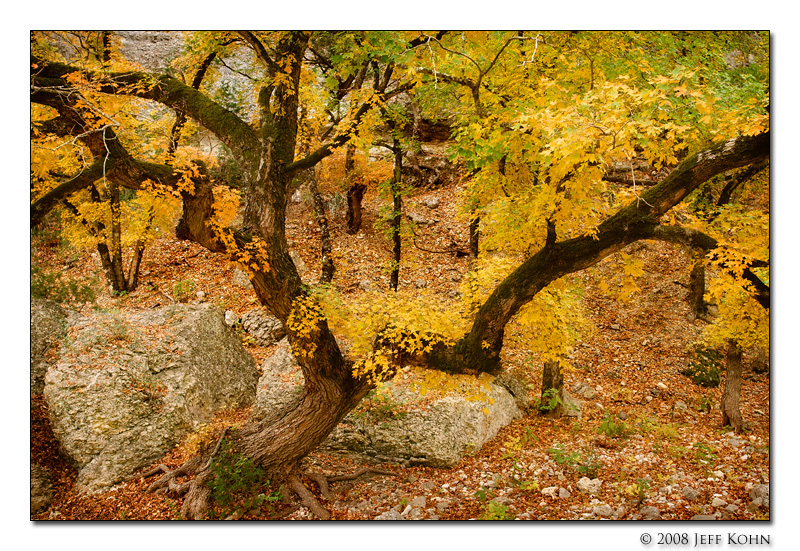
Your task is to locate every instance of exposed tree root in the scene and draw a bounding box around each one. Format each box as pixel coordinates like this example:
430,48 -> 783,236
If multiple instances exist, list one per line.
141,427 -> 228,519
288,474 -> 331,520
281,467 -> 399,520
327,466 -> 398,483
307,472 -> 332,501
141,424 -> 399,520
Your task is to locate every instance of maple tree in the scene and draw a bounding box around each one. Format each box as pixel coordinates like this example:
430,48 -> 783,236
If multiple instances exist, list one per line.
30,31 -> 768,518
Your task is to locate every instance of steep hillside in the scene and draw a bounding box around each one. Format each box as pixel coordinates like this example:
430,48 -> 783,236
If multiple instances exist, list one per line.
30,175 -> 769,521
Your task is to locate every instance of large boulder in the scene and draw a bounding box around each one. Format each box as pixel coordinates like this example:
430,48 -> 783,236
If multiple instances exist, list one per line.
30,298 -> 68,394
253,338 -> 523,467
44,304 -> 258,491
31,463 -> 54,514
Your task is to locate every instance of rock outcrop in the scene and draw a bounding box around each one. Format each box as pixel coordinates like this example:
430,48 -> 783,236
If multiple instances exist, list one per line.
30,298 -> 68,394
44,304 -> 258,491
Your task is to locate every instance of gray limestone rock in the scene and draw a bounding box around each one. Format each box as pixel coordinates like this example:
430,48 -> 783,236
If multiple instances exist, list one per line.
44,304 -> 258,491
30,299 -> 68,394
240,307 -> 287,346
31,463 -> 54,514
253,339 -> 523,467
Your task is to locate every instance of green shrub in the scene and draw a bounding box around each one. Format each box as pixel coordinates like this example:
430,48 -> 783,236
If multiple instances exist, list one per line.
173,280 -> 196,303
474,489 -> 514,520
31,263 -> 96,306
549,444 -> 604,478
635,416 -> 679,440
480,500 -> 513,520
535,388 -> 563,413
681,345 -> 723,387
208,441 -> 267,511
596,413 -> 629,439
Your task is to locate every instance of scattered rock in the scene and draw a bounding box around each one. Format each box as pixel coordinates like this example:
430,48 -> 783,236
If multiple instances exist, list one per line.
750,484 -> 769,502
561,389 -> 583,417
375,510 -> 404,520
640,506 -> 661,520
240,307 -> 287,346
44,304 -> 259,491
423,197 -> 440,209
593,504 -> 613,517
414,279 -> 428,289
359,280 -> 374,292
559,487 -> 571,499
726,436 -> 746,448
289,250 -> 308,277
682,486 -> 700,501
542,486 -> 558,498
407,212 -> 433,226
748,484 -> 769,510
577,477 -> 602,495
224,310 -> 239,326
711,497 -> 727,507
690,514 -> 717,520
571,381 -> 597,400
232,266 -> 254,290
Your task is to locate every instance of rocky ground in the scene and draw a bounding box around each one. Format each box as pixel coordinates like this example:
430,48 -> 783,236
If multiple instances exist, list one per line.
30,176 -> 770,522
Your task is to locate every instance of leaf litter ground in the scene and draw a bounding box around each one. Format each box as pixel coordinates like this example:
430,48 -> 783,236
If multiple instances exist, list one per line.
30,179 -> 769,521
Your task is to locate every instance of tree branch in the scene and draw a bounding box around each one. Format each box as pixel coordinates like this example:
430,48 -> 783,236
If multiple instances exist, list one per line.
236,31 -> 281,75
429,131 -> 770,375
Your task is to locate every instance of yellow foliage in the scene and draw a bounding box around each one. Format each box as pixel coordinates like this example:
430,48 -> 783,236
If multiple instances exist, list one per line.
286,294 -> 326,358
317,148 -> 394,195
703,249 -> 768,351
312,285 -> 469,373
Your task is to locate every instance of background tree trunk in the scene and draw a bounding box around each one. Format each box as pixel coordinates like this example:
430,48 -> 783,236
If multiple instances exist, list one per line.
540,359 -> 566,418
344,145 -> 366,234
468,215 -> 480,267
721,339 -> 745,433
390,139 -> 403,291
687,250 -> 709,319
309,171 -> 336,284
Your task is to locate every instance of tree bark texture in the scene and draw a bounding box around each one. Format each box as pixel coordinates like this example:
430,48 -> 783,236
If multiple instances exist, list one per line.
390,140 -> 403,291
540,360 -> 566,418
308,170 -> 336,284
721,339 -> 745,433
687,250 -> 709,320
